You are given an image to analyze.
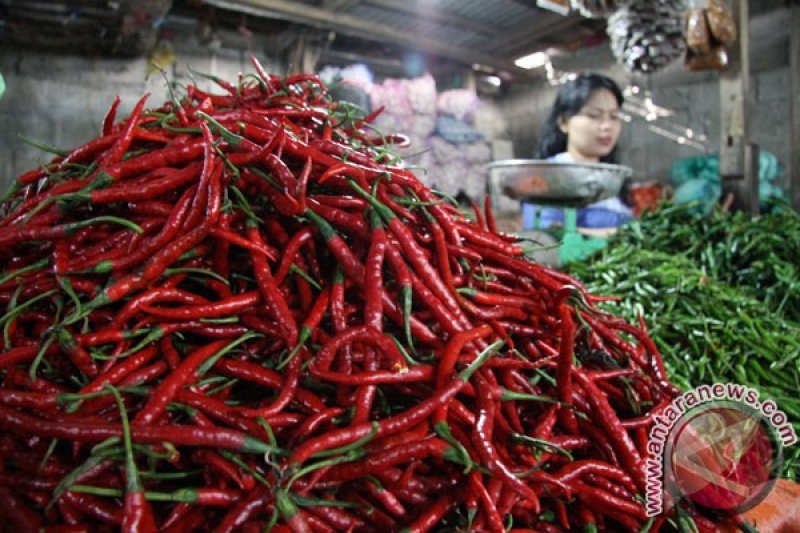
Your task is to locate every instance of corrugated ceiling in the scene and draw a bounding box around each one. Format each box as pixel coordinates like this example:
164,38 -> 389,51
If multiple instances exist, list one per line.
0,0 -> 606,77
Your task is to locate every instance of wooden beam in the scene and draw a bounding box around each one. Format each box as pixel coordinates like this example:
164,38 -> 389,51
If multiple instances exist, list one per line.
206,0 -> 524,73
488,14 -> 583,57
322,0 -> 361,11
719,0 -> 758,215
791,2 -> 800,211
361,0 -> 498,37
320,48 -> 403,70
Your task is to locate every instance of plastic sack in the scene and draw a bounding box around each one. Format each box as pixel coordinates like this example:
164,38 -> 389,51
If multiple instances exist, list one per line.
685,7 -> 711,52
673,178 -> 721,214
462,142 -> 491,165
671,152 -> 786,210
760,179 -> 786,204
409,115 -> 436,139
670,155 -> 719,186
406,73 -> 437,115
759,151 -> 781,183
434,116 -> 484,144
685,45 -> 728,71
706,0 -> 737,46
318,64 -> 374,91
670,153 -> 783,186
437,89 -> 481,123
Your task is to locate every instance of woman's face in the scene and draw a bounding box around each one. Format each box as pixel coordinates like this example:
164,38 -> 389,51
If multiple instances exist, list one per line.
559,88 -> 622,162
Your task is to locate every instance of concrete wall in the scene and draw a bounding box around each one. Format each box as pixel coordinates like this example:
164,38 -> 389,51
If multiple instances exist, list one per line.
0,34 -> 284,193
619,67 -> 791,185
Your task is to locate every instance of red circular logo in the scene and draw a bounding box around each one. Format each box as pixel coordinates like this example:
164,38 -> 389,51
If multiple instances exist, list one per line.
669,404 -> 779,513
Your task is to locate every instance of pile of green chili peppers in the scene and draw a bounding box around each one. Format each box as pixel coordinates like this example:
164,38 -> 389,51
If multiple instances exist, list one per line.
612,202 -> 800,321
568,202 -> 800,480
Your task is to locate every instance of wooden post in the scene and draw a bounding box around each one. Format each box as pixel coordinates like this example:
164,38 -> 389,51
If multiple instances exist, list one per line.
719,0 -> 758,214
791,3 -> 800,211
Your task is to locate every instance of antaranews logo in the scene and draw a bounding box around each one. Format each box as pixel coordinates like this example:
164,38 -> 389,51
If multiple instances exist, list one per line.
645,383 -> 796,517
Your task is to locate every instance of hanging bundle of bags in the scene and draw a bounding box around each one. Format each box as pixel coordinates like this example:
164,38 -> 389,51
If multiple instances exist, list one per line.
684,0 -> 737,71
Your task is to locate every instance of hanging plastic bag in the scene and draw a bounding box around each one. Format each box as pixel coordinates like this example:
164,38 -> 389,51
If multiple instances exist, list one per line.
685,7 -> 711,52
706,0 -> 737,46
685,44 -> 728,71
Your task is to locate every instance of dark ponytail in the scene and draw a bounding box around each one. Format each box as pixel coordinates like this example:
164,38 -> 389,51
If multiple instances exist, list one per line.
535,73 -> 624,164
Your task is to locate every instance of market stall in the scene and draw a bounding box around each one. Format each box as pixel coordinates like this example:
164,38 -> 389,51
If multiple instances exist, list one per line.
0,1 -> 798,532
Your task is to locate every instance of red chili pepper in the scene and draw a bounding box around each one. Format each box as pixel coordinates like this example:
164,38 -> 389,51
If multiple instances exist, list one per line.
305,208 -> 364,284
0,486 -> 44,530
133,337 -> 239,425
0,404 -> 274,453
555,304 -> 579,434
250,55 -> 276,93
573,369 -> 645,492
473,376 -> 540,508
82,187 -> 195,276
302,511 -> 337,533
102,96 -> 122,136
0,215 -> 143,248
175,389 -> 264,436
140,290 -> 259,320
310,325 -> 409,378
326,437 -> 450,484
340,488 -> 399,530
613,320 -> 681,397
572,480 -> 647,524
362,476 -> 407,519
307,199 -> 369,239
276,490 -> 311,533
0,66 -> 687,530
110,139 -> 205,181
351,347 -> 379,424
160,504 -> 202,532
86,170 -> 222,308
62,491 -> 122,525
400,488 -> 460,533
364,210 -> 387,331
290,407 -> 344,448
293,335 -> 496,466
304,496 -> 365,531
54,327 -> 99,378
0,345 -> 42,370
313,194 -> 368,211
353,183 -> 467,325
386,239 -> 467,336
215,487 -> 270,533
90,163 -> 201,204
0,389 -> 59,410
468,471 -> 506,533
101,93 -> 150,169
192,450 -> 254,491
483,195 -> 499,234
273,227 -> 315,285
457,221 -> 523,256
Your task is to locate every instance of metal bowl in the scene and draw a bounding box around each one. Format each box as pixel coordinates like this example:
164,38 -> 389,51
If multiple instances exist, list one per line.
487,159 -> 633,208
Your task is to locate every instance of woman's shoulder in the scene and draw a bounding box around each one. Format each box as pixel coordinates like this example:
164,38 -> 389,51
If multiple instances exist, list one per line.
548,152 -> 575,162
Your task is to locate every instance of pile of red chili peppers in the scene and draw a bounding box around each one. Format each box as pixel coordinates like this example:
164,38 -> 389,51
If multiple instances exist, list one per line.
0,58 -> 713,532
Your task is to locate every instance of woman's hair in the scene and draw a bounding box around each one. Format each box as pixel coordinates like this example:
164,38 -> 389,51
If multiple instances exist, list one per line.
535,73 -> 624,163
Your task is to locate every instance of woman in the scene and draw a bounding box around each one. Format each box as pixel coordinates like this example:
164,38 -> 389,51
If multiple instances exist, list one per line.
509,73 -> 633,230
